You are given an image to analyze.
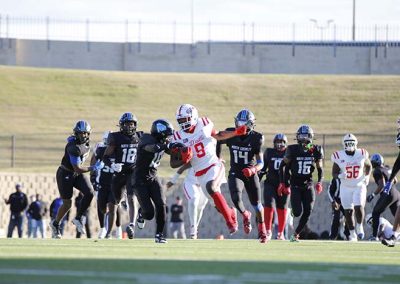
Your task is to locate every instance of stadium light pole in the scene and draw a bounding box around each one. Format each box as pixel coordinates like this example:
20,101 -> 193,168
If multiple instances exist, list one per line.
310,19 -> 334,42
352,0 -> 356,41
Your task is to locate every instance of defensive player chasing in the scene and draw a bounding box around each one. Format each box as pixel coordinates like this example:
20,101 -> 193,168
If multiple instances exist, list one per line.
331,134 -> 371,241
381,118 -> 400,247
366,153 -> 399,241
219,109 -> 267,243
134,119 -> 175,243
171,104 -> 247,235
260,133 -> 290,240
279,125 -> 324,242
50,121 -> 104,238
102,112 -> 143,239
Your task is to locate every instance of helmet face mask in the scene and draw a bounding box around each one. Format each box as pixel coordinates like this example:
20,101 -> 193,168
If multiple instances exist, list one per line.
342,133 -> 358,153
273,133 -> 287,152
176,104 -> 198,132
119,112 -> 137,136
296,125 -> 314,149
73,120 -> 91,144
151,119 -> 174,143
234,109 -> 255,133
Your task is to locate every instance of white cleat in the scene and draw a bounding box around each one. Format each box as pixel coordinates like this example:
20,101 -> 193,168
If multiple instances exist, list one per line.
115,226 -> 122,239
98,227 -> 107,239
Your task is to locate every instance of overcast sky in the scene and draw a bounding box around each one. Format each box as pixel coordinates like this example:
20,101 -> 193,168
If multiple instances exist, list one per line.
1,0 -> 399,25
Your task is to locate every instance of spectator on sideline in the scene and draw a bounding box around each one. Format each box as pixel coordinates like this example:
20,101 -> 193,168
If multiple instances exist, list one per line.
26,194 -> 35,238
4,183 -> 28,238
27,194 -> 48,238
170,196 -> 186,239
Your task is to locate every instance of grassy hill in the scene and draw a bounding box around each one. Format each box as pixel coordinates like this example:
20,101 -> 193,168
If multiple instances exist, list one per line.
0,66 -> 399,174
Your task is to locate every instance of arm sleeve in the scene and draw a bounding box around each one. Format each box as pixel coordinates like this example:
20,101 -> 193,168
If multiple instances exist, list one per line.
254,134 -> 264,153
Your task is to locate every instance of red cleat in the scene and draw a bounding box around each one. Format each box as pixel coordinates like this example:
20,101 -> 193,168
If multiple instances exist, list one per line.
228,207 -> 238,235
242,210 -> 252,234
258,223 -> 267,243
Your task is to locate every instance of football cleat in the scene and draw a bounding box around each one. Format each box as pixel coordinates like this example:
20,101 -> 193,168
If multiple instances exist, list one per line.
349,231 -> 358,242
49,220 -> 61,239
98,227 -> 107,239
126,224 -> 135,239
137,209 -> 146,230
266,230 -> 272,241
242,210 -> 252,234
290,234 -> 300,242
367,235 -> 379,242
276,232 -> 285,240
356,224 -> 364,240
381,235 -> 396,247
228,207 -> 238,235
189,225 -> 197,239
72,217 -> 86,235
155,233 -> 168,243
257,223 -> 267,243
104,234 -> 112,239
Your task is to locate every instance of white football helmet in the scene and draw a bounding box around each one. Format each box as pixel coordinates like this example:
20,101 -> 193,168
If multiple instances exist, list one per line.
102,131 -> 111,145
365,213 -> 373,227
176,104 -> 199,132
342,133 -> 358,152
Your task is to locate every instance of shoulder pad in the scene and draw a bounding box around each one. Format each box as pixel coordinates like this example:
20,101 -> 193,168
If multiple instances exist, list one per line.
200,117 -> 212,127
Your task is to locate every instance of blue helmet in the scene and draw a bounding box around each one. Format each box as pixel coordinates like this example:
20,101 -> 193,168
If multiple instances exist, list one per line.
151,119 -> 174,142
73,120 -> 91,144
370,153 -> 384,168
234,109 -> 255,133
296,124 -> 314,146
273,133 -> 288,151
119,112 -> 137,136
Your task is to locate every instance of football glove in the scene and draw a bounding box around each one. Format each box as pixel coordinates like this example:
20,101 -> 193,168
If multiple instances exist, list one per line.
234,125 -> 247,136
111,162 -> 123,173
242,166 -> 257,178
366,193 -> 375,203
315,182 -> 323,195
90,161 -> 104,172
181,147 -> 193,163
382,181 -> 393,195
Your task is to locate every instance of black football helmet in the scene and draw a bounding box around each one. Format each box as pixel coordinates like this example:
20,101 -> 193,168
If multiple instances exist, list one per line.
273,133 -> 288,152
73,120 -> 91,144
370,153 -> 384,168
296,125 -> 314,148
234,109 -> 255,133
119,112 -> 137,136
151,119 -> 174,143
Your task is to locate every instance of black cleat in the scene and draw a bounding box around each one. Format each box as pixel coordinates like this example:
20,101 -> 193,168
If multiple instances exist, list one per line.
50,220 -> 61,239
137,209 -> 146,229
381,235 -> 396,247
126,224 -> 135,239
155,233 -> 167,243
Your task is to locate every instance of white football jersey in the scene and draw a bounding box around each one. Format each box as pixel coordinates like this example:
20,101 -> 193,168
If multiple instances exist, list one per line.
331,148 -> 369,188
173,117 -> 219,174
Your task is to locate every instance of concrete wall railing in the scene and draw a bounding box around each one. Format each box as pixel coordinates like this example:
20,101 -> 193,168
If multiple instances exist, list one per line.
0,39 -> 400,74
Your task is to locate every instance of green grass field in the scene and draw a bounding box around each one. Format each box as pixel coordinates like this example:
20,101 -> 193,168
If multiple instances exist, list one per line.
0,239 -> 399,283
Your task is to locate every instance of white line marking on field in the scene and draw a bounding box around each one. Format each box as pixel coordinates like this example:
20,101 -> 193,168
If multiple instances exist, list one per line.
0,265 -> 399,284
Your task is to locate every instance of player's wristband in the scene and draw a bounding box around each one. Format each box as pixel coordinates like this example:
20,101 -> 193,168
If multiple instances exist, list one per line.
170,172 -> 181,184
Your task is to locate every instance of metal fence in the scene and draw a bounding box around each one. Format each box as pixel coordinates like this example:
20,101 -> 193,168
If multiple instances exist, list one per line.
0,15 -> 399,44
1,133 -> 398,177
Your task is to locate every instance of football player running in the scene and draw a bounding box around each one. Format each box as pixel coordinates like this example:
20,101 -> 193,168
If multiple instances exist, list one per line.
259,133 -> 290,241
50,121 -> 104,238
218,109 -> 267,243
134,119 -> 175,243
167,164 -> 209,239
366,154 -> 399,241
90,131 -> 123,239
331,134 -> 371,241
279,125 -> 324,242
171,104 -> 247,235
381,118 -> 400,247
102,112 -> 143,239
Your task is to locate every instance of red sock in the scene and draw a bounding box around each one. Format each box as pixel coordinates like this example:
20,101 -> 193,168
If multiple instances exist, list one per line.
211,192 -> 232,223
277,208 -> 288,234
264,207 -> 274,231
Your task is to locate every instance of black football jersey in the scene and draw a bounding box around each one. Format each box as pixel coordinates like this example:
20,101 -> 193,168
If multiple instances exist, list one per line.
94,145 -> 114,185
284,143 -> 324,185
263,148 -> 285,186
224,128 -> 264,173
373,165 -> 397,191
107,131 -> 143,173
134,134 -> 165,181
61,136 -> 91,171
